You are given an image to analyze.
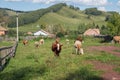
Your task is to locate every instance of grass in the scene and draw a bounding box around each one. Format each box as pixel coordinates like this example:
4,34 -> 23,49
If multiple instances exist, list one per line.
0,41 -> 13,48
85,51 -> 120,64
0,37 -> 120,80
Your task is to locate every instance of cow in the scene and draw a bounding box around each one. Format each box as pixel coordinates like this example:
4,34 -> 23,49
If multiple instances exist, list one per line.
34,41 -> 40,48
51,38 -> 63,56
74,36 -> 84,55
39,39 -> 44,45
113,36 -> 120,44
23,40 -> 28,45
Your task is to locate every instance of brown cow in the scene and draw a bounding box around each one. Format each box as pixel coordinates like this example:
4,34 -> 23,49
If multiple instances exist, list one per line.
51,38 -> 63,56
113,36 -> 120,44
23,40 -> 28,45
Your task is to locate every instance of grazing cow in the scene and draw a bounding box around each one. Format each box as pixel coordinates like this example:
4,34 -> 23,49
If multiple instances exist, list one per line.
34,41 -> 40,48
39,39 -> 44,45
113,36 -> 120,44
74,36 -> 84,55
23,40 -> 28,45
51,38 -> 63,56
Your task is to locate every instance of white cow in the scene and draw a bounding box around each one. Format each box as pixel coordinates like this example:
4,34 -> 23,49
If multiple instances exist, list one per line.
74,40 -> 84,55
39,39 -> 44,45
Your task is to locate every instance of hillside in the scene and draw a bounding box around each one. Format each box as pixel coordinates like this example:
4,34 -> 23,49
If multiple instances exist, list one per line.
0,8 -> 26,27
0,3 -> 112,33
39,6 -> 106,27
17,6 -> 107,32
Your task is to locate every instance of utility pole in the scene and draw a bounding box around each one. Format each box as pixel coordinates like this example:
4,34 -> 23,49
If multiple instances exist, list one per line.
16,12 -> 19,41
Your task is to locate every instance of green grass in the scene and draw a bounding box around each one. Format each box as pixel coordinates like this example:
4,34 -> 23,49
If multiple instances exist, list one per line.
0,37 -> 120,80
115,67 -> 120,73
0,41 -> 13,48
0,38 -> 102,80
85,51 -> 120,64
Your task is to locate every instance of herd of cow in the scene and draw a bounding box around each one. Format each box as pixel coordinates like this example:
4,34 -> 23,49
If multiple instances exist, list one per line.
22,36 -> 84,57
22,35 -> 120,57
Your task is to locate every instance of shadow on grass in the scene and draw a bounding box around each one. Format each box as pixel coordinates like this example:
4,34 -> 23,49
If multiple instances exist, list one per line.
58,67 -> 103,80
0,66 -> 46,80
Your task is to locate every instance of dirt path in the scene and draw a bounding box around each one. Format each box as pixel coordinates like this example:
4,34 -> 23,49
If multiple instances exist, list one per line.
87,46 -> 120,80
88,61 -> 120,80
89,46 -> 120,56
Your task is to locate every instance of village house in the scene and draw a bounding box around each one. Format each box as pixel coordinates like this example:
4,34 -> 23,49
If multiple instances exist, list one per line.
34,29 -> 55,38
83,28 -> 100,36
0,26 -> 8,36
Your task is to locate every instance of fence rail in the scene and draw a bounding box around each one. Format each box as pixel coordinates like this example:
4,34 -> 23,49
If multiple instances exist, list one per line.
0,42 -> 18,71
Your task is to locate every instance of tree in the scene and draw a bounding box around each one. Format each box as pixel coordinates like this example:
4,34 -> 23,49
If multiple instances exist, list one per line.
85,8 -> 102,16
77,24 -> 86,34
101,25 -> 109,35
107,13 -> 120,36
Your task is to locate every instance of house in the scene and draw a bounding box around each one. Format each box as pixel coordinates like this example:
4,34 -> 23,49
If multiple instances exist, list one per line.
34,29 -> 55,38
83,29 -> 100,36
27,32 -> 33,35
0,26 -> 8,36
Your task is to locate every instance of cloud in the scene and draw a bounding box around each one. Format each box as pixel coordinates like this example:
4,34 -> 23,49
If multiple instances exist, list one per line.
5,0 -> 22,1
32,0 -> 56,4
117,0 -> 120,6
73,0 -> 108,6
5,0 -> 108,6
98,7 -> 106,12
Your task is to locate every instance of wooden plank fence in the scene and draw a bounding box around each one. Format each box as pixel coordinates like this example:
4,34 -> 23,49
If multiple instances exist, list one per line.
0,42 -> 18,71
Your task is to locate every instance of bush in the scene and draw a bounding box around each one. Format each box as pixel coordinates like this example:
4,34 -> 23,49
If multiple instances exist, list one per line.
56,32 -> 64,38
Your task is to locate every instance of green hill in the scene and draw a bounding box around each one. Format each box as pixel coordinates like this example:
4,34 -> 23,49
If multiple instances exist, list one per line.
17,6 -> 107,32
1,3 -> 113,33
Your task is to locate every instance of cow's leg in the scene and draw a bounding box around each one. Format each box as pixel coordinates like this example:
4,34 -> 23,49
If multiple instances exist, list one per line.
76,48 -> 78,55
119,40 -> 120,44
54,52 -> 57,56
78,48 -> 81,55
57,53 -> 59,56
80,48 -> 84,55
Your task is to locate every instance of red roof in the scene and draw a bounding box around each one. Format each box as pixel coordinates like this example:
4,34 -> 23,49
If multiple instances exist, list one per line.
0,26 -> 7,31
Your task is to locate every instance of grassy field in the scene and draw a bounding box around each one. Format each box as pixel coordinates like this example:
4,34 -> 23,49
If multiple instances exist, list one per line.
0,41 -> 14,48
0,37 -> 120,80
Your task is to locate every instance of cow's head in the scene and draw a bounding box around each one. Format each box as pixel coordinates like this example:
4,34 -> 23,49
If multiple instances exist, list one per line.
57,44 -> 63,51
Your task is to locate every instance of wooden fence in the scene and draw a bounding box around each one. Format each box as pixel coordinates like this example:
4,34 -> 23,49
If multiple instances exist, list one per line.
0,42 -> 18,71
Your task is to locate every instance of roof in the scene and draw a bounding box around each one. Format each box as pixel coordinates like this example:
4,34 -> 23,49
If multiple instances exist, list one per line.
34,29 -> 55,38
34,30 -> 48,36
84,29 -> 100,36
0,26 -> 7,31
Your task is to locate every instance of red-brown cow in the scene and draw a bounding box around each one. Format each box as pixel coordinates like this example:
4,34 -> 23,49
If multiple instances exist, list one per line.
113,36 -> 120,44
51,38 -> 63,56
23,40 -> 28,45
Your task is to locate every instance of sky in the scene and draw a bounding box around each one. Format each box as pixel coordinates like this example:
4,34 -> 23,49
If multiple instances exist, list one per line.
0,0 -> 120,13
